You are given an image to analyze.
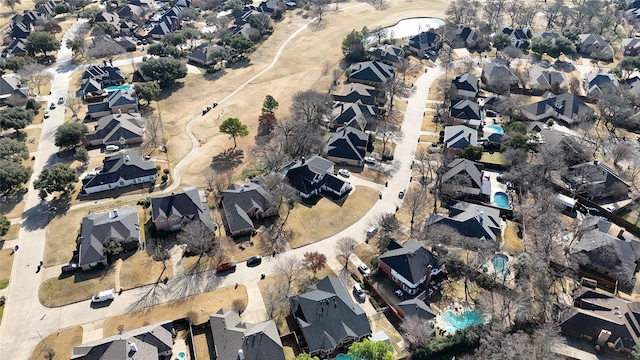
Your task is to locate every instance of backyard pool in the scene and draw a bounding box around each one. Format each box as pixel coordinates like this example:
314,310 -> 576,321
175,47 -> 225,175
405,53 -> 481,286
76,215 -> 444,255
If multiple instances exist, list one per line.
491,254 -> 510,278
485,125 -> 504,135
106,84 -> 132,92
493,192 -> 510,209
334,354 -> 353,360
440,310 -> 485,333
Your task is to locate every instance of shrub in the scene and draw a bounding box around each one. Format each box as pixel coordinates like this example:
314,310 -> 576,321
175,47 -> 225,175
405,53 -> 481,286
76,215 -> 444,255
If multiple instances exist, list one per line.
161,174 -> 168,181
232,298 -> 247,314
26,99 -> 41,114
155,165 -> 161,172
163,168 -> 170,174
0,295 -> 6,306
546,118 -> 555,126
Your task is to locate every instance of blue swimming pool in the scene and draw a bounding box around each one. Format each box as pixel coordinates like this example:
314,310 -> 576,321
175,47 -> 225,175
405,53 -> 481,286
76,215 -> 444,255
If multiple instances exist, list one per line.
106,84 -> 131,92
493,192 -> 510,209
334,354 -> 353,360
440,310 -> 484,333
106,85 -> 131,92
485,125 -> 504,135
491,254 -> 510,277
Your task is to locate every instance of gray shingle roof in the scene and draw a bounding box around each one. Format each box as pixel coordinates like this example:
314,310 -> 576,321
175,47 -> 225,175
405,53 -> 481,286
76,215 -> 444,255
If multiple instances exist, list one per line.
426,201 -> 502,241
380,239 -> 442,284
442,158 -> 483,191
444,125 -> 478,149
529,64 -> 568,90
72,321 -> 173,359
368,44 -> 404,64
586,73 -> 619,96
86,113 -> 145,145
348,61 -> 394,85
325,126 -> 368,162
522,92 -> 593,124
452,73 -> 479,94
406,31 -> 440,51
209,308 -> 285,360
290,276 -> 371,353
79,206 -> 139,266
398,298 -> 436,320
332,83 -> 380,106
151,186 -> 216,232
450,99 -> 481,122
81,151 -> 157,192
220,179 -> 276,234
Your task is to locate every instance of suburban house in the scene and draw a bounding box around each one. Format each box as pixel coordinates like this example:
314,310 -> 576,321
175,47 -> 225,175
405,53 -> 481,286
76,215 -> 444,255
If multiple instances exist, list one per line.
449,99 -> 482,128
559,288 -> 640,354
521,92 -> 594,125
451,73 -> 479,100
397,298 -> 437,323
481,61 -> 519,91
2,38 -> 28,57
446,27 -> 478,48
78,207 -> 140,270
481,125 -> 504,144
332,83 -> 385,106
367,44 -> 404,66
324,126 -> 368,166
36,0 -> 60,16
347,61 -> 395,88
151,186 -> 217,233
187,44 -> 226,67
82,64 -> 126,93
622,76 -> 640,97
622,37 -> 640,56
443,125 -> 478,155
404,31 -> 441,57
289,276 -> 372,358
578,33 -> 615,60
562,161 -> 631,201
528,64 -> 569,92
220,179 -> 278,237
209,308 -> 285,360
8,22 -> 31,39
87,89 -> 139,120
379,239 -> 443,295
0,74 -> 29,104
441,158 -> 491,199
585,73 -> 619,98
113,36 -> 137,51
426,201 -> 502,241
117,4 -> 145,20
501,28 -> 530,48
71,321 -> 174,359
10,10 -> 46,28
95,12 -> 121,27
330,102 -> 378,130
570,216 -> 640,291
81,151 -> 157,195
284,155 -> 351,199
86,113 -> 145,147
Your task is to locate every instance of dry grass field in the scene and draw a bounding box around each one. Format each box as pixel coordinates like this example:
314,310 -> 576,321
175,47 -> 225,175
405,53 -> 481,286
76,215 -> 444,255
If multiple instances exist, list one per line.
0,248 -> 15,290
102,284 -> 248,336
30,326 -> 83,360
155,0 -> 451,188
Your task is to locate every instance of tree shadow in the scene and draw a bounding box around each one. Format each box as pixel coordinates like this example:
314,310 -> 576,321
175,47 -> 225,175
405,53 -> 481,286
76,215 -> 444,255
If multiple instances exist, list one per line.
0,189 -> 26,217
210,148 -> 244,172
203,69 -> 228,81
311,20 -> 327,32
226,58 -> 252,69
156,81 -> 186,101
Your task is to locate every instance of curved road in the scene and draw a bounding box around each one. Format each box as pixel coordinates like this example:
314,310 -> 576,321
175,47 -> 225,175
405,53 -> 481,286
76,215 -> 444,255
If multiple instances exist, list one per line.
0,8 -> 444,359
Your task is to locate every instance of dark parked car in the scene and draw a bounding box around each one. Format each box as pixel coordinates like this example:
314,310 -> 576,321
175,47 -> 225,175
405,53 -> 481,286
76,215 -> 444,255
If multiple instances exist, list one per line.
247,255 -> 262,267
61,263 -> 79,273
216,262 -> 236,273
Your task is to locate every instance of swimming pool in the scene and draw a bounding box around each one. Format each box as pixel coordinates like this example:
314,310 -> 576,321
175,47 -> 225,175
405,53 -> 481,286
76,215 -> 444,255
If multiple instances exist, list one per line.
485,125 -> 504,135
491,254 -> 510,277
440,310 -> 484,333
493,192 -> 510,209
334,354 -> 353,360
106,84 -> 132,92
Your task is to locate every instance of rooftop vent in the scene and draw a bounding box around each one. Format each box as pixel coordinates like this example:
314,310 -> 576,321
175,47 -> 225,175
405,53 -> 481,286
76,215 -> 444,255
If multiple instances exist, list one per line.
110,210 -> 119,218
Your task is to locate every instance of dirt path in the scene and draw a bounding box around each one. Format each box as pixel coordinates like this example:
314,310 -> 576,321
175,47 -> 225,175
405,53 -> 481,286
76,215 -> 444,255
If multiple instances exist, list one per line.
113,259 -> 122,292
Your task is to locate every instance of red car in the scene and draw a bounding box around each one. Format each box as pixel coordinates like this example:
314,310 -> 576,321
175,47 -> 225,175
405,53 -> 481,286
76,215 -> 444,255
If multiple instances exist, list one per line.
216,262 -> 236,272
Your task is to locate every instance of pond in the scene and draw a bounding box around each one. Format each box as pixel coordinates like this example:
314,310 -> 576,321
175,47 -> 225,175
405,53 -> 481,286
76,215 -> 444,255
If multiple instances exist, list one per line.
367,17 -> 445,44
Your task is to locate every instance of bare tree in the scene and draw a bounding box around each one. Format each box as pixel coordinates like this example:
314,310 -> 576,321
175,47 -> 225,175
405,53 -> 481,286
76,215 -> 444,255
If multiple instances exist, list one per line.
331,68 -> 342,86
274,255 -> 305,295
263,279 -> 290,319
414,148 -> 437,187
251,138 -> 291,173
375,213 -> 400,251
18,64 -> 51,95
87,39 -> 125,61
263,172 -> 299,228
400,316 -> 434,349
612,143 -> 632,166
403,187 -> 429,235
66,94 -> 83,119
376,120 -> 402,159
335,237 -> 357,269
142,115 -> 166,153
302,251 -> 327,277
273,117 -> 325,158
232,298 -> 247,314
290,90 -> 332,125
177,221 -> 217,268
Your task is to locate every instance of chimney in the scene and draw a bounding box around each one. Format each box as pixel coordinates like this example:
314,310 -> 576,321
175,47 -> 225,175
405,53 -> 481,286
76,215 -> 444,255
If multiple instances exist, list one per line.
425,264 -> 433,286
301,157 -> 306,165
118,109 -> 122,117
467,133 -> 472,143
478,211 -> 484,224
125,155 -> 130,163
129,342 -> 138,352
238,349 -> 245,360
596,329 -> 611,346
618,229 -> 625,239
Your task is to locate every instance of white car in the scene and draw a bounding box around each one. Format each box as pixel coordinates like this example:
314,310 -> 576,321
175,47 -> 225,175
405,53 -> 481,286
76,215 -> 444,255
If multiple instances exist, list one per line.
398,188 -> 406,199
358,263 -> 371,276
338,169 -> 351,177
44,111 -> 50,118
364,156 -> 376,164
